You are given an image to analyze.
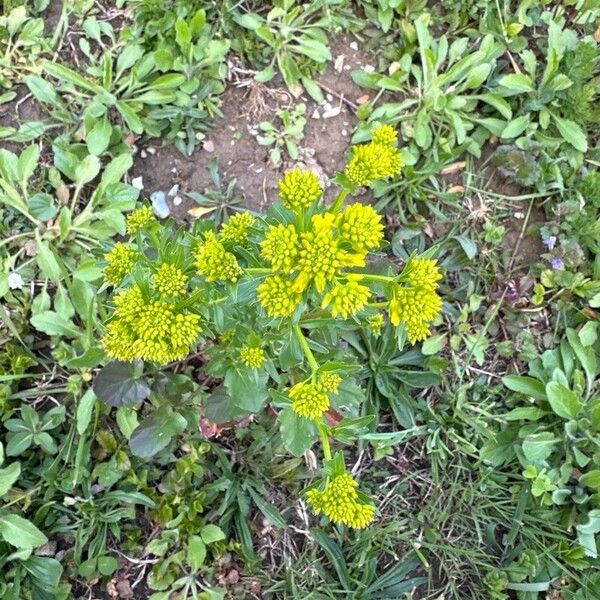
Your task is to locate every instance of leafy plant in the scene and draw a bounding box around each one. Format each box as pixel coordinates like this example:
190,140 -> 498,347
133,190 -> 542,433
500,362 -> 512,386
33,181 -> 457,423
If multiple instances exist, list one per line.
257,102 -> 307,165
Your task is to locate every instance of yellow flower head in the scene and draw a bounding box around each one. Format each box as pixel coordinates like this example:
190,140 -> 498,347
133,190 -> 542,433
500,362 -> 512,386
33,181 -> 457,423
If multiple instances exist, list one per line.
278,168 -> 323,211
260,224 -> 299,273
316,373 -> 342,395
388,286 -> 441,343
196,231 -> 242,282
240,345 -> 265,369
368,313 -> 384,336
220,212 -> 255,245
102,286 -> 200,364
344,142 -> 402,188
103,243 -> 139,286
153,263 -> 188,297
321,277 -> 370,319
294,214 -> 364,293
289,382 -> 329,419
127,206 -> 155,235
338,202 -> 384,253
306,473 -> 375,529
257,275 -> 301,318
371,124 -> 398,147
405,257 -> 442,290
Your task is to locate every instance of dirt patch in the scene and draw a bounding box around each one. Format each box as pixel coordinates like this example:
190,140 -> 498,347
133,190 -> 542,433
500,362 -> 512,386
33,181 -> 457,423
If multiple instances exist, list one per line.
131,34 -> 375,220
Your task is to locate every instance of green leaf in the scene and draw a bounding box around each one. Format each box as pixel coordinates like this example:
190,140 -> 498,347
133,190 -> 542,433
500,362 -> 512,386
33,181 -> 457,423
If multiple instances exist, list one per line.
522,432 -> 559,463
35,234 -> 62,282
0,514 -> 47,549
129,406 -> 187,458
187,536 -> 206,570
246,486 -> 286,528
86,118 -> 112,155
545,381 -> 583,419
200,524 -> 226,544
17,144 -> 39,184
0,462 -> 21,496
580,470 -> 600,492
498,73 -> 534,92
502,375 -> 547,400
28,193 -> 57,221
75,154 -> 101,185
76,388 -> 96,435
551,114 -> 587,152
500,115 -> 530,139
278,407 -> 314,457
30,311 -> 79,337
93,361 -> 150,407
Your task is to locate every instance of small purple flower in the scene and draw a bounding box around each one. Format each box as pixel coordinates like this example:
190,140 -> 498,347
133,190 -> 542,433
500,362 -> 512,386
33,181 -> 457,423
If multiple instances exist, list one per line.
551,258 -> 564,270
543,236 -> 557,250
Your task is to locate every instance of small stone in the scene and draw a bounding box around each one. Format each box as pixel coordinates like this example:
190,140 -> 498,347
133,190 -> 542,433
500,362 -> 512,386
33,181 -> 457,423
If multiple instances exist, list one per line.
326,93 -> 333,102
349,41 -> 358,51
140,149 -> 147,158
167,184 -> 180,198
147,147 -> 156,155
203,139 -> 215,152
341,129 -> 348,136
311,109 -> 320,119
364,64 -> 375,73
8,272 -> 24,289
334,55 -> 345,73
171,167 -> 177,173
131,176 -> 144,191
322,106 -> 342,119
173,196 -> 182,206
150,191 -> 170,219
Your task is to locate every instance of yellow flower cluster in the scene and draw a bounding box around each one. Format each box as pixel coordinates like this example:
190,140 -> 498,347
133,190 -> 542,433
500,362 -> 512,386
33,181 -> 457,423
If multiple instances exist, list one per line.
344,125 -> 402,188
368,313 -> 384,336
153,263 -> 188,297
220,212 -> 255,245
306,473 -> 375,529
338,202 -> 384,253
289,382 -> 329,419
257,203 -> 384,319
102,286 -> 200,364
257,275 -> 302,318
321,277 -> 370,319
316,373 -> 342,394
103,243 -> 138,286
126,206 -> 155,235
388,258 -> 442,343
240,345 -> 265,369
371,123 -> 398,146
196,231 -> 242,283
260,224 -> 299,273
278,168 -> 323,211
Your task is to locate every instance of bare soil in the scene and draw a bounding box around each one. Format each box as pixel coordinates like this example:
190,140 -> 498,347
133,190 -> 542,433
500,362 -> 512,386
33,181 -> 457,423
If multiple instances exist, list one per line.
130,35 -> 375,218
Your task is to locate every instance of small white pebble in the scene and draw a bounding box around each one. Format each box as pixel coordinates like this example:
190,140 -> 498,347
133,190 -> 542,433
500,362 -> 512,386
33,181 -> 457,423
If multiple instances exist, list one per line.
173,196 -> 182,206
8,272 -> 24,289
515,211 -> 524,219
364,64 -> 375,73
171,167 -> 177,173
350,41 -> 358,51
323,106 -> 342,119
341,129 -> 348,136
311,109 -> 321,119
147,147 -> 156,155
132,176 -> 144,190
140,149 -> 147,158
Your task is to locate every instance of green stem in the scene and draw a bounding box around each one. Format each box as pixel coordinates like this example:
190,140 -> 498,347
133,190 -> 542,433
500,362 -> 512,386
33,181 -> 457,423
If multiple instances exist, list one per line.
245,268 -> 272,275
293,324 -> 319,372
316,421 -> 332,461
330,188 -> 349,213
350,273 -> 395,284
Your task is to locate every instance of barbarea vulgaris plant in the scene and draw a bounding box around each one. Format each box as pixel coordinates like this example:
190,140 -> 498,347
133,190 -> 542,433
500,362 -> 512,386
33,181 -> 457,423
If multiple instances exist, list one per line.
99,125 -> 442,529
